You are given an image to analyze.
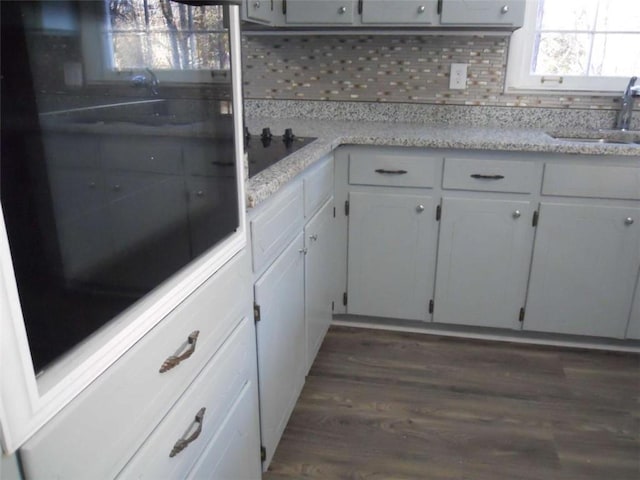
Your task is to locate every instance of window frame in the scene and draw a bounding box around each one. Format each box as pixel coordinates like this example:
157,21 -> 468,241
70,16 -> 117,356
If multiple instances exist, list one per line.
505,0 -> 635,94
80,1 -> 231,85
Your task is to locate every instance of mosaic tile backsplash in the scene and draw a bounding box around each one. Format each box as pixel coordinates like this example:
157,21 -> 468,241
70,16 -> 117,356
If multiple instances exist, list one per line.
242,34 -> 629,111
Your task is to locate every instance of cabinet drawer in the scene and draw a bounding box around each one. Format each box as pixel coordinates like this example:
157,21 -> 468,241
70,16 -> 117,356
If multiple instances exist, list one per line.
251,181 -> 304,273
116,317 -> 257,479
286,0 -> 355,24
349,150 -> 437,188
443,157 -> 535,193
41,133 -> 100,169
304,154 -> 334,218
20,251 -> 252,480
183,139 -> 236,177
542,163 -> 640,200
185,371 -> 261,480
101,137 -> 182,174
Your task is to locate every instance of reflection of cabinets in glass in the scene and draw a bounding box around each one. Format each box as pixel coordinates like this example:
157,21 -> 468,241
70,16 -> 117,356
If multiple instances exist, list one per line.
42,133 -> 236,289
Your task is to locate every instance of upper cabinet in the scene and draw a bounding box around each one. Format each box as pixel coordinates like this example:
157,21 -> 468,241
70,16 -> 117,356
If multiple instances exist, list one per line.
242,0 -> 524,28
440,0 -> 525,26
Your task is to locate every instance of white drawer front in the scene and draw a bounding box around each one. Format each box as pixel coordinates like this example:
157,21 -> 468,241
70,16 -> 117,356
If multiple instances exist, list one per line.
185,378 -> 261,480
443,157 -> 536,193
20,252 -> 252,480
542,163 -> 640,200
250,181 -> 304,273
349,150 -> 437,188
117,317 -> 257,480
304,154 -> 334,218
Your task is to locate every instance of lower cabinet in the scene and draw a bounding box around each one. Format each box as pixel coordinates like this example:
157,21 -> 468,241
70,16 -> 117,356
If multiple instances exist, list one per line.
19,251 -> 257,480
434,197 -> 534,329
254,233 -> 306,469
304,198 -> 336,372
347,191 -> 438,321
525,203 -> 640,338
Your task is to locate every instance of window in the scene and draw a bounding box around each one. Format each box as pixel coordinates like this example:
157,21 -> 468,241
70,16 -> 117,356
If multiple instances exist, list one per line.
506,0 -> 640,93
82,0 -> 230,84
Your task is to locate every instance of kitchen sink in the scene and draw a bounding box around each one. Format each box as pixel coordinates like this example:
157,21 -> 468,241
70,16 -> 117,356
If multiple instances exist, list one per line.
547,129 -> 640,145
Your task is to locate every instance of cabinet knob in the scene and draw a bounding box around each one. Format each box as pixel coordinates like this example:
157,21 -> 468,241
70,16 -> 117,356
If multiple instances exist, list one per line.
417,5 -> 426,13
299,247 -> 308,255
512,210 -> 521,219
253,0 -> 260,8
88,181 -> 96,188
416,204 -> 425,213
196,190 -> 204,197
149,155 -> 155,161
501,4 -> 509,14
112,184 -> 121,191
309,233 -> 318,241
625,217 -> 634,225
338,6 -> 347,14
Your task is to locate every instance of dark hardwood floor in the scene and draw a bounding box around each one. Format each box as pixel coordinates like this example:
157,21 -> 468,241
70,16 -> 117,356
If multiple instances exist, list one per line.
264,326 -> 640,480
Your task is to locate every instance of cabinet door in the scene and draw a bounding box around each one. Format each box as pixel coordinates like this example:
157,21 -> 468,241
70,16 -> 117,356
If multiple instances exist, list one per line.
285,0 -> 355,24
440,0 -> 525,26
347,191 -> 437,321
362,0 -> 437,24
626,279 -> 640,339
525,203 -> 640,338
244,0 -> 280,24
434,197 -> 533,329
304,198 -> 336,373
254,233 -> 305,469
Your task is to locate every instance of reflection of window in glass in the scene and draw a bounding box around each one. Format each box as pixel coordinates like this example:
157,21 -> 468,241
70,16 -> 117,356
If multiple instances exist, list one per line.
532,0 -> 640,78
105,0 -> 229,72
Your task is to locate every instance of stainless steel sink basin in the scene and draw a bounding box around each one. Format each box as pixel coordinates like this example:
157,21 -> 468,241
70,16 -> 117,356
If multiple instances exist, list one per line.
547,129 -> 640,145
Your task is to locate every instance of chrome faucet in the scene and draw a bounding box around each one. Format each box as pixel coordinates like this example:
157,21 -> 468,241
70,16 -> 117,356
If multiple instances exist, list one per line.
131,68 -> 159,96
616,76 -> 640,130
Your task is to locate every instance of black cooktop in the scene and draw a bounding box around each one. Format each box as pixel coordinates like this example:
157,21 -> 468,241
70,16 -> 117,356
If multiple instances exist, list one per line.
246,127 -> 316,178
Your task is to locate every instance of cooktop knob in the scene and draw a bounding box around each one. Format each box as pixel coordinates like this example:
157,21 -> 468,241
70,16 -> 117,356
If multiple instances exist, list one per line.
283,128 -> 295,142
261,127 -> 272,140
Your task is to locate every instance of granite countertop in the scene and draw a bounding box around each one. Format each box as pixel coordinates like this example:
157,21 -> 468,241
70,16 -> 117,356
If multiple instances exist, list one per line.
244,117 -> 640,208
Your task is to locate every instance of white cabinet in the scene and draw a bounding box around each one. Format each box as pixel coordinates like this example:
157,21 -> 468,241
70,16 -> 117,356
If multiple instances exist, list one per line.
434,197 -> 534,329
243,0 -> 523,27
626,281 -> 640,340
285,0 -> 355,24
439,0 -> 525,26
20,251 -> 254,479
304,198 -> 336,372
361,0 -> 438,25
525,203 -> 640,338
254,233 -> 306,469
347,191 -> 437,321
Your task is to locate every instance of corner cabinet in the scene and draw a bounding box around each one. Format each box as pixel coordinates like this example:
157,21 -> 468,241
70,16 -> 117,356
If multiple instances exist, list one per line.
248,153 -> 338,470
242,0 -> 524,28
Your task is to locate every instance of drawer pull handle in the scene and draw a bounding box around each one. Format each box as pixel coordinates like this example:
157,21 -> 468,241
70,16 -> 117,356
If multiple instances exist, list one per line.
375,169 -> 408,175
470,174 -> 505,180
169,407 -> 206,458
160,330 -> 200,373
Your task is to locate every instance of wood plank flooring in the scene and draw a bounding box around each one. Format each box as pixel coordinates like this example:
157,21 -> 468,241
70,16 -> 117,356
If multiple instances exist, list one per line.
264,326 -> 640,480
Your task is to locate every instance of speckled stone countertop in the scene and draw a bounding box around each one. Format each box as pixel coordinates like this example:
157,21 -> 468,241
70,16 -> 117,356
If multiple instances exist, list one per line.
245,117 -> 640,208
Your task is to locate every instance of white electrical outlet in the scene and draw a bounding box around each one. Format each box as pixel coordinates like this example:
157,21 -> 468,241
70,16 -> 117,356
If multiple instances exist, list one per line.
449,63 -> 468,90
